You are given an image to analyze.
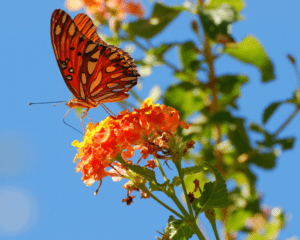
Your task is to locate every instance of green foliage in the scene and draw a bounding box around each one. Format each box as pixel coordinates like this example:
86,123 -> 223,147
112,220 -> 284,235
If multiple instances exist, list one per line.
166,215 -> 195,240
164,82 -> 206,118
119,159 -> 156,182
250,122 -> 295,151
249,151 -> 276,169
172,166 -> 206,187
192,165 -> 228,215
206,0 -> 245,13
113,0 -> 297,238
125,3 -> 183,39
224,36 -> 275,82
147,43 -> 177,65
217,75 -> 248,108
263,102 -> 282,124
228,118 -> 252,154
198,4 -> 238,42
180,41 -> 200,77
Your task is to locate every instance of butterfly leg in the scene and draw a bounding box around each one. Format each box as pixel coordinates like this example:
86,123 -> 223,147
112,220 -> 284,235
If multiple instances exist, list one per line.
81,108 -> 91,135
63,108 -> 83,135
85,112 -> 94,124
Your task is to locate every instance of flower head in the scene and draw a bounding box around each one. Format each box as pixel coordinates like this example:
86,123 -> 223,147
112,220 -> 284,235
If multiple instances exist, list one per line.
66,0 -> 145,24
72,98 -> 189,186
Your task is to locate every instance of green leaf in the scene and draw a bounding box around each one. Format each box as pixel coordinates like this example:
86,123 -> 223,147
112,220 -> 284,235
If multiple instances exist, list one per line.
124,164 -> 156,181
125,3 -> 183,39
180,41 -> 198,75
228,118 -> 252,154
231,169 -> 256,190
148,43 -> 176,64
171,166 -> 206,188
198,4 -> 238,41
192,165 -> 228,215
184,173 -> 207,199
263,102 -> 281,124
226,209 -> 253,231
209,111 -> 235,124
182,166 -> 206,175
166,215 -> 195,240
149,180 -> 169,192
224,36 -> 275,82
249,151 -> 276,169
249,122 -> 265,134
276,137 -> 295,150
217,75 -> 248,94
164,82 -> 205,118
217,75 -> 248,108
206,0 -> 245,13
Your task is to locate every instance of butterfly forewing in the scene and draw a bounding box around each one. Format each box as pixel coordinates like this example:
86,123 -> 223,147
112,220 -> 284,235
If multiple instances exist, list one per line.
50,9 -> 139,106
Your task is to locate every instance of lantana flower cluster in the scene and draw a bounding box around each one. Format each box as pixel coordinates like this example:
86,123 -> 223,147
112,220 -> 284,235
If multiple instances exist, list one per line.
66,0 -> 145,23
72,98 -> 189,186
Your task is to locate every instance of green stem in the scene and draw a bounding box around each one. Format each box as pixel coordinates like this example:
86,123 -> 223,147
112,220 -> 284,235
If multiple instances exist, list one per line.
175,163 -> 194,218
155,158 -> 169,183
132,38 -> 148,51
129,89 -> 143,105
274,106 -> 300,137
189,221 -> 206,240
139,185 -> 185,220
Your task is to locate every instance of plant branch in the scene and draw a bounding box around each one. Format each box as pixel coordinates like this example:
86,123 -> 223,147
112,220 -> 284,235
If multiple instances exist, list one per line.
139,184 -> 185,220
274,106 -> 300,137
175,162 -> 194,218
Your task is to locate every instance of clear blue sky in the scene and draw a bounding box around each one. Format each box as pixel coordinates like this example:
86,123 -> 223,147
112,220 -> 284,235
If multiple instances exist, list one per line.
0,0 -> 299,239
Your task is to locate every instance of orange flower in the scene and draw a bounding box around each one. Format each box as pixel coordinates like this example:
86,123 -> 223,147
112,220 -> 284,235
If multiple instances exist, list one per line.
66,0 -> 144,22
72,98 -> 189,186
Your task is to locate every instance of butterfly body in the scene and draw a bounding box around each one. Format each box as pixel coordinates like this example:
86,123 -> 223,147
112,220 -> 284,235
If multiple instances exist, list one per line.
51,9 -> 139,112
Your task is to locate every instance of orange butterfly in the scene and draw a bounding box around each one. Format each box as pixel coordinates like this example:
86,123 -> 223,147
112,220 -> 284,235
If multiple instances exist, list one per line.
51,9 -> 139,132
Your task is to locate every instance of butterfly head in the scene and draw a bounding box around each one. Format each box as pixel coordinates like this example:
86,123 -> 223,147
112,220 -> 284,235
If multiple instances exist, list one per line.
66,98 -> 99,109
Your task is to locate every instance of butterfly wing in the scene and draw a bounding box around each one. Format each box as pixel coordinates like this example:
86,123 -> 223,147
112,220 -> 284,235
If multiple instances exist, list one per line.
50,9 -> 139,104
73,13 -> 105,44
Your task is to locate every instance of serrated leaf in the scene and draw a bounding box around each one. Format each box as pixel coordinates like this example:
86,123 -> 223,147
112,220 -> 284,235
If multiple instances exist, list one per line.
125,164 -> 156,181
164,82 -> 205,118
263,102 -> 281,124
182,166 -> 206,175
125,3 -> 183,39
207,0 -> 245,13
198,4 -> 238,41
171,166 -> 206,188
166,216 -> 195,240
192,166 -> 228,215
224,36 -> 275,82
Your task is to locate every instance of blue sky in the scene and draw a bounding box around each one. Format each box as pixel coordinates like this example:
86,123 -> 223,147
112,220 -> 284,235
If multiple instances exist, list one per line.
0,0 -> 300,239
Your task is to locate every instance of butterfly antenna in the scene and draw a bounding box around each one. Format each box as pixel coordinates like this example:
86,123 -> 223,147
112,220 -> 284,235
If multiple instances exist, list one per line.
100,103 -> 116,117
63,108 -> 83,135
29,101 -> 67,105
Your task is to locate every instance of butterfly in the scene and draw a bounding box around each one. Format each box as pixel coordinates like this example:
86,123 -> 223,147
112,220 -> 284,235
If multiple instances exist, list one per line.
50,9 -> 139,132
